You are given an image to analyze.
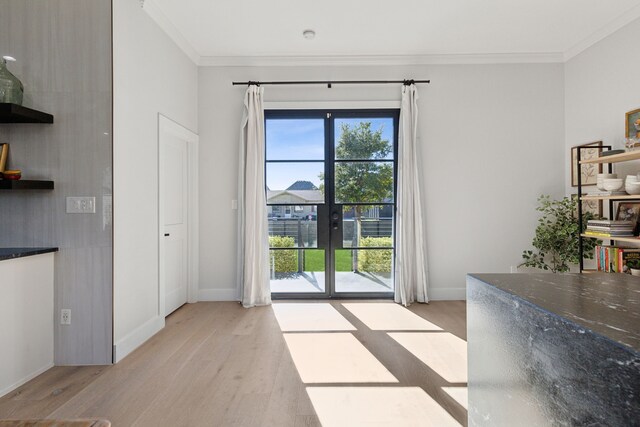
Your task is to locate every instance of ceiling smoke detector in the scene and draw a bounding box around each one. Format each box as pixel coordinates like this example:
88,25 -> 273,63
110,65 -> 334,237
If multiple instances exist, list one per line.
303,30 -> 316,40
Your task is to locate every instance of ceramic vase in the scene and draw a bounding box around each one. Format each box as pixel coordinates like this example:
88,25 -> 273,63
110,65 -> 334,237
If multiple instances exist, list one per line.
0,57 -> 24,105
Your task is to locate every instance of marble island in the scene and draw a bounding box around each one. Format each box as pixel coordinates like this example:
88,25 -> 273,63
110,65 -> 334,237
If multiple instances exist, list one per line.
467,273 -> 639,426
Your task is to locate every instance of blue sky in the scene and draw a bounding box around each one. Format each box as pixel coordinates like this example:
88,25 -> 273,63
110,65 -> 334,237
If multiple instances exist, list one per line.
266,117 -> 393,190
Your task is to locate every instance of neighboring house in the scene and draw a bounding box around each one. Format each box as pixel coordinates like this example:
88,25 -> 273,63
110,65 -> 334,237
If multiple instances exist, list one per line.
267,190 -> 323,218
267,181 -> 323,219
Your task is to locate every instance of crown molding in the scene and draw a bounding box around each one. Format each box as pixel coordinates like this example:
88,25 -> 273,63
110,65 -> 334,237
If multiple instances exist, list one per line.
198,52 -> 564,67
142,0 -> 200,65
564,4 -> 640,61
141,0 -> 639,68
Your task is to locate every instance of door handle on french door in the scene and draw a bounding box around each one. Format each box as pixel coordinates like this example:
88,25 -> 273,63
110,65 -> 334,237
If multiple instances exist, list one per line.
332,222 -> 339,230
331,212 -> 340,220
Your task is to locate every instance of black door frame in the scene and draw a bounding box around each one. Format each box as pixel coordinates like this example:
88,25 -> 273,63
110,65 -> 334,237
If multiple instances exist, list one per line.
266,108 -> 399,299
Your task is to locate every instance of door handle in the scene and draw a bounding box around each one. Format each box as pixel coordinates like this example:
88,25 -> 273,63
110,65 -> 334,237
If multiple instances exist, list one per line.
164,233 -> 170,237
331,212 -> 340,220
332,222 -> 339,230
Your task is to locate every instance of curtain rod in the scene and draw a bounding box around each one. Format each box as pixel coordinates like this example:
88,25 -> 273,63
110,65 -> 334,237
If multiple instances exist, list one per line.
231,79 -> 430,88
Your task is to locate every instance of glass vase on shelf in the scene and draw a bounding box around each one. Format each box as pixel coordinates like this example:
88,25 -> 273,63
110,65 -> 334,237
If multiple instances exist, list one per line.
0,56 -> 24,105
625,137 -> 640,151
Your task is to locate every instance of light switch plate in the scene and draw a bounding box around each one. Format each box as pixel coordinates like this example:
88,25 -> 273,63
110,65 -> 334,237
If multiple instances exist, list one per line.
66,196 -> 96,214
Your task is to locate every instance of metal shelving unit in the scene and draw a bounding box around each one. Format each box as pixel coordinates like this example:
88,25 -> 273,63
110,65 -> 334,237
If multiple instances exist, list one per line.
577,148 -> 640,271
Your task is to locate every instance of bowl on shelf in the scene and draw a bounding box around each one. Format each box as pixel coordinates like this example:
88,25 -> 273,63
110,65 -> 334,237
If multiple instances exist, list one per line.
597,173 -> 617,190
625,181 -> 640,195
0,170 -> 21,180
603,178 -> 624,191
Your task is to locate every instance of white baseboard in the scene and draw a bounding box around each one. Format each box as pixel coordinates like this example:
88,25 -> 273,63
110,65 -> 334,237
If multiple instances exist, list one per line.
113,315 -> 165,363
0,362 -> 54,399
199,287 -> 239,301
429,287 -> 466,301
196,286 -> 461,301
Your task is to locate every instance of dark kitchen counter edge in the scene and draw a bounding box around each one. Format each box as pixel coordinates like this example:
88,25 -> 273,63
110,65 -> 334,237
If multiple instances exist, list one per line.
0,247 -> 59,261
467,273 -> 640,356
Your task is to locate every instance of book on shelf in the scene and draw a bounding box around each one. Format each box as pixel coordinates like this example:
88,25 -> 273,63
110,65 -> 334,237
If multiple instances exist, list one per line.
620,250 -> 640,274
585,231 -> 635,237
586,225 -> 634,231
587,220 -> 635,226
595,245 -> 640,273
586,219 -> 636,237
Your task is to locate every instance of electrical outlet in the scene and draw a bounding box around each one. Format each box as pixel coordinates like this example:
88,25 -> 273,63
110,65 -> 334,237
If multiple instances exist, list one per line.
61,309 -> 71,325
66,196 -> 96,214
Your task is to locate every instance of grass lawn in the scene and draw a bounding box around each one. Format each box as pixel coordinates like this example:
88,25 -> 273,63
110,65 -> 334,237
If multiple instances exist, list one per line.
304,249 -> 353,272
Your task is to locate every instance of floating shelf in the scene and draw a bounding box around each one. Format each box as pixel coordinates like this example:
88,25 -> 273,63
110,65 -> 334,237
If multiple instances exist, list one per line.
581,234 -> 640,244
0,180 -> 54,190
580,150 -> 640,164
581,194 -> 640,201
0,103 -> 53,124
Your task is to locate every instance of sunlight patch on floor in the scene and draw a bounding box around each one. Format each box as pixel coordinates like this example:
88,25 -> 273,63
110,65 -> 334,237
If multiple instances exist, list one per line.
283,333 -> 398,383
272,303 -> 356,332
306,387 -> 461,427
342,303 -> 442,331
389,332 -> 468,383
442,386 -> 468,410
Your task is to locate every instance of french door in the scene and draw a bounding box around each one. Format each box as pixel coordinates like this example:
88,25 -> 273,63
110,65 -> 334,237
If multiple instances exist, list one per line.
265,109 -> 398,298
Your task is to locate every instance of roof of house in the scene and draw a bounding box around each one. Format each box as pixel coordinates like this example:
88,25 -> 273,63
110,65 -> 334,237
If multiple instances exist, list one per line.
287,180 -> 318,191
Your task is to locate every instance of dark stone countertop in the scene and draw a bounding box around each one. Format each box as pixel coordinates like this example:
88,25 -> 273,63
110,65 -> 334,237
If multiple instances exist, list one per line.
0,247 -> 59,261
468,273 -> 640,354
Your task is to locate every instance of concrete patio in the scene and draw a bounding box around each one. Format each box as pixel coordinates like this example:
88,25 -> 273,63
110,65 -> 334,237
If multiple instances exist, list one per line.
270,271 -> 393,293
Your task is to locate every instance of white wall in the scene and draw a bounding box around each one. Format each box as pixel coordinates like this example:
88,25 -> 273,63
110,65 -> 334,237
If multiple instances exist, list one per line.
565,17 -> 640,194
0,0 -> 113,366
198,63 -> 565,300
113,0 -> 198,361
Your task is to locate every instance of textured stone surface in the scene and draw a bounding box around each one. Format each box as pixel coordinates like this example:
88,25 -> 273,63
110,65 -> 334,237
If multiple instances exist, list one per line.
467,273 -> 639,427
0,247 -> 57,261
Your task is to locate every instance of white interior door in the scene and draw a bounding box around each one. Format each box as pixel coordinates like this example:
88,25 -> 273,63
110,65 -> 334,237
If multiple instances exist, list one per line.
162,134 -> 189,316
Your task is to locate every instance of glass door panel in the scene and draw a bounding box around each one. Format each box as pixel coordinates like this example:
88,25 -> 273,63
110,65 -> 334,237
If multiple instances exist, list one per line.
333,162 -> 394,204
269,249 -> 326,293
268,206 -> 319,247
266,118 -> 325,161
334,249 -> 394,293
267,112 -> 328,297
334,117 -> 395,160
342,205 -> 393,248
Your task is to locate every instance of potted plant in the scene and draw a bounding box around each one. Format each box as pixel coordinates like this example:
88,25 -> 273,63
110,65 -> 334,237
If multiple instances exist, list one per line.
627,259 -> 640,276
520,195 -> 599,273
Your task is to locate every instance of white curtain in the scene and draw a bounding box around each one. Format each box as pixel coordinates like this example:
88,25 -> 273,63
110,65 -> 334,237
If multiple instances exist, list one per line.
394,84 -> 429,306
237,85 -> 271,308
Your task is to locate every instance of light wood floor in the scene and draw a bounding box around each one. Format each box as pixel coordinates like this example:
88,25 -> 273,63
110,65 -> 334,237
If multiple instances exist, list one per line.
0,300 -> 467,426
